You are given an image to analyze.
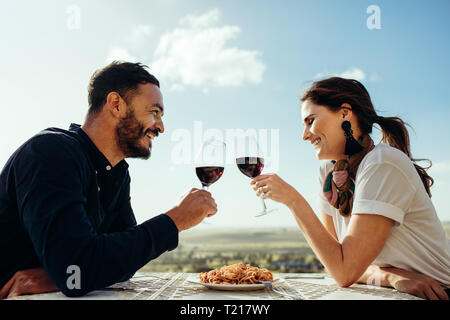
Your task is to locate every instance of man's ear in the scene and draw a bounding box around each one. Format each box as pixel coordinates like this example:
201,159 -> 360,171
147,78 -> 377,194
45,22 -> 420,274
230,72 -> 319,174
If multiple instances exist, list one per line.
341,103 -> 353,120
105,92 -> 126,118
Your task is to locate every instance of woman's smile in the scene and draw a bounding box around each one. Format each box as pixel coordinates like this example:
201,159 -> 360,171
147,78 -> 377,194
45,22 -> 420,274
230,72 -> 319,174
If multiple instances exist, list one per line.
312,137 -> 322,148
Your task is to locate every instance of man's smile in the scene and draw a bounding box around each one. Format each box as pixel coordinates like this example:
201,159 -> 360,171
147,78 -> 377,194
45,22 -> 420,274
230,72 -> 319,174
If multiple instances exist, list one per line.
145,129 -> 159,141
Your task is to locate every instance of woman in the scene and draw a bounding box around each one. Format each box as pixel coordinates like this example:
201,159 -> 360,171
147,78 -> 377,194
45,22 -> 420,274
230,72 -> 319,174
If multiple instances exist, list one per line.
252,77 -> 450,300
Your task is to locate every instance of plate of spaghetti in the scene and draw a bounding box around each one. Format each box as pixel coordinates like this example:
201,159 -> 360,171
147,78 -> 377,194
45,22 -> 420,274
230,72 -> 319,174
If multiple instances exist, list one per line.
187,263 -> 282,291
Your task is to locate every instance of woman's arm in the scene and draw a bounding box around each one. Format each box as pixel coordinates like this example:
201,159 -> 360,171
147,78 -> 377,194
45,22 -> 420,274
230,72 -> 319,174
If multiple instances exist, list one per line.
255,175 -> 448,300
252,174 -> 393,287
321,214 -> 391,287
321,212 -> 338,241
357,265 -> 449,300
321,213 -> 392,288
323,213 -> 448,300
320,213 -> 448,300
308,206 -> 393,287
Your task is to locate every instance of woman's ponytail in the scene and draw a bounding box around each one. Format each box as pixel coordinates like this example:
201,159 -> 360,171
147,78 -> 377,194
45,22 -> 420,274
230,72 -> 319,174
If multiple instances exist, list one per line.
375,116 -> 434,197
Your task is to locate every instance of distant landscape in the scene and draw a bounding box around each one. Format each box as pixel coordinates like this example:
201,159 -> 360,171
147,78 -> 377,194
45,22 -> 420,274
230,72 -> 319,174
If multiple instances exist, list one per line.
141,222 -> 450,274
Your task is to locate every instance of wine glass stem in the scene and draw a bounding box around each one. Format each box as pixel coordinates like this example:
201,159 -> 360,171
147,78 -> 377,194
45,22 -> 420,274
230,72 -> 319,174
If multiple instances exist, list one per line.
201,185 -> 211,224
260,197 -> 268,211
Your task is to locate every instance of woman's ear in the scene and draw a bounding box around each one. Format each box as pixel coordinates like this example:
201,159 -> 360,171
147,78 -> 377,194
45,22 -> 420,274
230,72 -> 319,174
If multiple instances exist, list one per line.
341,103 -> 353,120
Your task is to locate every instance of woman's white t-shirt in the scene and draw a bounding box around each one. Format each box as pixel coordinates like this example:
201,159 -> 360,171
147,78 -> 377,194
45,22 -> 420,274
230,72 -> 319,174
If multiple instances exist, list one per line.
319,143 -> 450,287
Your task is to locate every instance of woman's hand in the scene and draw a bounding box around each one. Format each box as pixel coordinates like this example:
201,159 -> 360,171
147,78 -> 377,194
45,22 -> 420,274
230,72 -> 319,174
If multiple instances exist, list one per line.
387,268 -> 449,300
358,265 -> 448,300
251,173 -> 301,208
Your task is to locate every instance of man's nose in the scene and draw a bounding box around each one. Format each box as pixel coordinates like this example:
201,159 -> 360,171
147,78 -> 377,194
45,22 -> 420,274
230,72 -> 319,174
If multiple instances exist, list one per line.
156,119 -> 164,134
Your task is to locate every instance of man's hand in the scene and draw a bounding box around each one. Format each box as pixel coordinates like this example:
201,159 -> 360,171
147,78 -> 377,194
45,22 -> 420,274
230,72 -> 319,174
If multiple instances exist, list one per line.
165,188 -> 218,231
0,268 -> 59,299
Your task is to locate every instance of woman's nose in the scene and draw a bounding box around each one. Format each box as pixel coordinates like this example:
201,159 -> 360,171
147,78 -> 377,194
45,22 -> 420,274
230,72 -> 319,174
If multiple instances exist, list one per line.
302,127 -> 311,141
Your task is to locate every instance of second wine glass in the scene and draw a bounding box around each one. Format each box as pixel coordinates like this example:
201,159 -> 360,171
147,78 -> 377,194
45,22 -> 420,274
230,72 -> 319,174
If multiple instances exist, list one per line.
235,135 -> 276,217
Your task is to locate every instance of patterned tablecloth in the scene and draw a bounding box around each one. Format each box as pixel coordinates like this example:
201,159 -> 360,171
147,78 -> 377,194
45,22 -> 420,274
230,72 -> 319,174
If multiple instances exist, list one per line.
9,272 -> 421,300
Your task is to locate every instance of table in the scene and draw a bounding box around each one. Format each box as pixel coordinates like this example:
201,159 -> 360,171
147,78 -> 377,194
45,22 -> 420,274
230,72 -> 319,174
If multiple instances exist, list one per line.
7,272 -> 420,300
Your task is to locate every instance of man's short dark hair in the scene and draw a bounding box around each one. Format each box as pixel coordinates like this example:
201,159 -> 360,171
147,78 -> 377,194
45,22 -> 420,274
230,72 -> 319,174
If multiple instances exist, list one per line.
87,61 -> 160,116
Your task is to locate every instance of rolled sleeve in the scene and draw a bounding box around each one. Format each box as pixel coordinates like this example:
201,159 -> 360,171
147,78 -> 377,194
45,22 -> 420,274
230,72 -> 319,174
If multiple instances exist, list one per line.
352,199 -> 406,225
352,162 -> 416,226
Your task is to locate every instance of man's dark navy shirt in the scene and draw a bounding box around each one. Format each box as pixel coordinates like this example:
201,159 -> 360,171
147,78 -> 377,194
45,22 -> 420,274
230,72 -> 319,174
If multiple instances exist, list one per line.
0,123 -> 178,296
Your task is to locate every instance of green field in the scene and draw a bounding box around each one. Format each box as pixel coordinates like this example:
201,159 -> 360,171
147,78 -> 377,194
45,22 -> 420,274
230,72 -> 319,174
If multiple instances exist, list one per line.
141,227 -> 322,273
141,222 -> 450,274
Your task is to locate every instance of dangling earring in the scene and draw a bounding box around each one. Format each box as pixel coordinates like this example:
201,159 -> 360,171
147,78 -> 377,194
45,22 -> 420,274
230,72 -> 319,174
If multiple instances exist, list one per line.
342,121 -> 363,156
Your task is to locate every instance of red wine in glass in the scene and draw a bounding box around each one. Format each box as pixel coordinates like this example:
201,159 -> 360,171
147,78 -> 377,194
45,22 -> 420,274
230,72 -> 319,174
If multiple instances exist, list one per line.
196,166 -> 225,189
194,139 -> 226,224
236,157 -> 264,178
235,136 -> 275,217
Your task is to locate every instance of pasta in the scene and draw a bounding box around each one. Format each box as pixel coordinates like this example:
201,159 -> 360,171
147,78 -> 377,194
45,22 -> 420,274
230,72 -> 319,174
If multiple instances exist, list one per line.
198,263 -> 277,284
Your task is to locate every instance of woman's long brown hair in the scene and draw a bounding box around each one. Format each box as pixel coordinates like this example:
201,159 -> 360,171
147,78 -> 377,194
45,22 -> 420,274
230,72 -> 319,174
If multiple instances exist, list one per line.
301,77 -> 434,197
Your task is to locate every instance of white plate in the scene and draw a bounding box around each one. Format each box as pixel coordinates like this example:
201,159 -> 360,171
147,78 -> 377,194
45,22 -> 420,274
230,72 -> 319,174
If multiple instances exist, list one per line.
186,274 -> 284,291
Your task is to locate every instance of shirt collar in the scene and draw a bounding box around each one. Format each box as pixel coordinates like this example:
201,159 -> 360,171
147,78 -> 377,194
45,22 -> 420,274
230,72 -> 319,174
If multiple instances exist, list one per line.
69,123 -> 129,174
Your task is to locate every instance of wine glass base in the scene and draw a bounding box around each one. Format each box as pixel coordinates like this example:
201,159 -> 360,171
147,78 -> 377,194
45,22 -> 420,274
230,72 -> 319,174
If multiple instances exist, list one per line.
254,208 -> 277,217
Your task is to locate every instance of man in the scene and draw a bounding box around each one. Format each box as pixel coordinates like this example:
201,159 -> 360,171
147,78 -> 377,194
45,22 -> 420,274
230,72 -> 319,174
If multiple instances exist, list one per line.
0,61 -> 217,298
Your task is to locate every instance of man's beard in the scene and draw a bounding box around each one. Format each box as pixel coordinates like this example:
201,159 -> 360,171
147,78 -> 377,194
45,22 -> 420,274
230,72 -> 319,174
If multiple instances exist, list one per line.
115,108 -> 152,160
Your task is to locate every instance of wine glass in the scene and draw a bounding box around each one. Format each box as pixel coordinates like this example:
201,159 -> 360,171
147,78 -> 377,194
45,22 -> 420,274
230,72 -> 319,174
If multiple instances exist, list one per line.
235,135 -> 276,217
194,138 -> 226,223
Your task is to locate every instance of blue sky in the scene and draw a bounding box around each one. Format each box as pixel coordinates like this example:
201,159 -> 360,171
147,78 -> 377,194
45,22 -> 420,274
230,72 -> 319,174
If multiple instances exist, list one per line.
1,0 -> 449,228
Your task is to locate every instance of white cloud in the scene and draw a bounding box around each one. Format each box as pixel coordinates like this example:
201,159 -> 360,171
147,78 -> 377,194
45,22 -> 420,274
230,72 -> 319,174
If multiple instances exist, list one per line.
315,67 -> 366,82
130,25 -> 153,43
106,46 -> 137,63
313,71 -> 327,79
180,9 -> 220,28
369,72 -> 382,82
105,25 -> 153,64
169,83 -> 186,92
429,161 -> 450,175
337,67 -> 366,81
151,9 -> 265,91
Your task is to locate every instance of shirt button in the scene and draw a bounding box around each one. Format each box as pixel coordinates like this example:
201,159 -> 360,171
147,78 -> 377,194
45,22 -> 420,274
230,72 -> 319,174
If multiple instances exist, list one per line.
106,165 -> 111,171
